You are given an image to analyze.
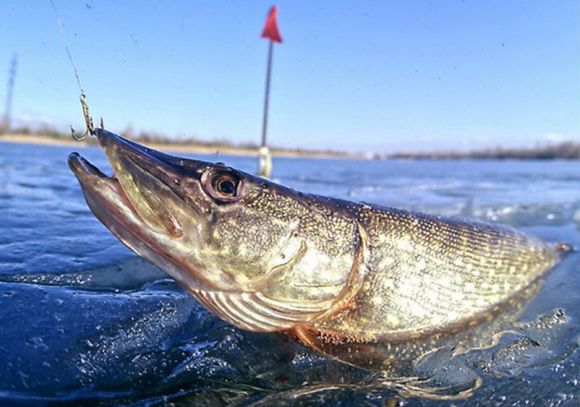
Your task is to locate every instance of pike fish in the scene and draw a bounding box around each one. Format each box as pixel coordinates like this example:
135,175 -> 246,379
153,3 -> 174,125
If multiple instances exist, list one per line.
68,129 -> 569,370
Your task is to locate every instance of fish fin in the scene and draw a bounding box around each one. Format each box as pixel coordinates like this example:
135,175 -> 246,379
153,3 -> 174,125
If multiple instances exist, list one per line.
292,325 -> 392,370
293,324 -> 370,346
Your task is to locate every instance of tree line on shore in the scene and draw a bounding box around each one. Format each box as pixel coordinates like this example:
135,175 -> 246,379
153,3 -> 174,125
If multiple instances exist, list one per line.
4,124 -> 356,158
4,124 -> 580,160
383,142 -> 580,160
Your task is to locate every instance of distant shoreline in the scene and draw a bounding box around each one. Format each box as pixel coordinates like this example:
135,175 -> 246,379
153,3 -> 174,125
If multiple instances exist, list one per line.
0,133 -> 366,160
3,132 -> 580,161
383,142 -> 580,160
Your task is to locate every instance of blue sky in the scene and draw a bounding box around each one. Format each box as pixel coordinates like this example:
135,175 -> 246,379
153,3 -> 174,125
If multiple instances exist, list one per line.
0,1 -> 578,152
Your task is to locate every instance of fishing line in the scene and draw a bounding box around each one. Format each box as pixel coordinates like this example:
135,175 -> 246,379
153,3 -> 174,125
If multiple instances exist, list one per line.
49,0 -> 95,140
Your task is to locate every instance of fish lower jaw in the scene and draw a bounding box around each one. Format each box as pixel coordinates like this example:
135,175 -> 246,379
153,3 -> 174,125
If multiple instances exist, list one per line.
68,153 -> 147,222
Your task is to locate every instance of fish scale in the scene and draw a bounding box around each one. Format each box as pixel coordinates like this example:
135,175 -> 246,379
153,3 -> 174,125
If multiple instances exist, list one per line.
306,205 -> 560,342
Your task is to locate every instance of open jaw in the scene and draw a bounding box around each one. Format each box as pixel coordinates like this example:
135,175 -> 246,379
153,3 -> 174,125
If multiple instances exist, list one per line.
67,130 -> 332,332
68,151 -> 145,249
67,130 -> 216,294
67,151 -> 190,284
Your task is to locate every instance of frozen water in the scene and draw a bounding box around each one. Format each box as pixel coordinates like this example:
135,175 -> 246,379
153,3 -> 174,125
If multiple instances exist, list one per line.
0,141 -> 579,405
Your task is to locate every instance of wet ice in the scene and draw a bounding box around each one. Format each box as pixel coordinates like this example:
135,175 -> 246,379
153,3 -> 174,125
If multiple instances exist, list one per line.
0,142 -> 579,405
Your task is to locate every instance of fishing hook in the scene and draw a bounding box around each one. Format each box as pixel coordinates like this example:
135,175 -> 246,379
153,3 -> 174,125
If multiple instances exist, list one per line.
71,92 -> 96,141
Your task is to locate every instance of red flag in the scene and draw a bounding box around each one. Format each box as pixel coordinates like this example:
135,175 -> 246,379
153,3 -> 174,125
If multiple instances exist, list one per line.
261,6 -> 282,43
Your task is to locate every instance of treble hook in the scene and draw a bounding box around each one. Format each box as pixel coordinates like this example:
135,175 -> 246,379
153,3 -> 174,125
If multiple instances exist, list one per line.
71,92 -> 97,141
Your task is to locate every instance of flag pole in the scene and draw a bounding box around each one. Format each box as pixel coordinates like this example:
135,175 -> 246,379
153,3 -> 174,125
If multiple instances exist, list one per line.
261,40 -> 274,148
258,40 -> 274,177
258,5 -> 281,178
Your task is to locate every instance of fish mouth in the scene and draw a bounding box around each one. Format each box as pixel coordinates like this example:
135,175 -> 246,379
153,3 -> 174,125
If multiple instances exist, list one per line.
69,129 -> 185,235
67,149 -> 135,240
67,129 -> 215,292
73,129 -> 195,236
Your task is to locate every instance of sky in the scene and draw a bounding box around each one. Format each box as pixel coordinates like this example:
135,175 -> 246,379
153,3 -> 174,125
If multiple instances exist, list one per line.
0,0 -> 578,153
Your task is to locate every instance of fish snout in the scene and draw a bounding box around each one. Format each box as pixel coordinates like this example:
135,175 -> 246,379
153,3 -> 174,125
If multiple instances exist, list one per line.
94,129 -> 190,237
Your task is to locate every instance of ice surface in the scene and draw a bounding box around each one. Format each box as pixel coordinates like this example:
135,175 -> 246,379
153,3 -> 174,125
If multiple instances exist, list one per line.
0,142 -> 579,405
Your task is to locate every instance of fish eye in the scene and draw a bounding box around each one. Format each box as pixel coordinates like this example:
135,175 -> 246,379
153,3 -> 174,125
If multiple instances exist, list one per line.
201,169 -> 244,203
213,174 -> 237,195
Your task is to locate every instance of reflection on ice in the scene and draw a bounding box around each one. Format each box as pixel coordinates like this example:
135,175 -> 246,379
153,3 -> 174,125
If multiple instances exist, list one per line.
0,257 -> 166,290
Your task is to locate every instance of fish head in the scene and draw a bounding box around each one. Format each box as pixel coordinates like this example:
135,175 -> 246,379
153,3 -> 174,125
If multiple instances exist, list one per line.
69,130 -> 360,332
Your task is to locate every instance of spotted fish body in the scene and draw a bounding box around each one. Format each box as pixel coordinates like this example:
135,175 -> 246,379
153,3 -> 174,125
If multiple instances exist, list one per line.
303,206 -> 560,343
68,130 -> 566,362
